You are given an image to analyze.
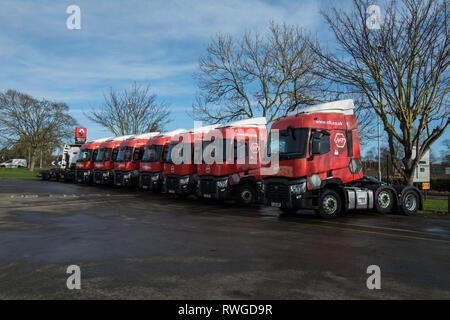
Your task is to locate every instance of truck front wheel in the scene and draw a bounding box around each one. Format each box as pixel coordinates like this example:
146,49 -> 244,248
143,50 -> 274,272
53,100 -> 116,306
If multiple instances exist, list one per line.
318,189 -> 342,219
237,184 -> 256,205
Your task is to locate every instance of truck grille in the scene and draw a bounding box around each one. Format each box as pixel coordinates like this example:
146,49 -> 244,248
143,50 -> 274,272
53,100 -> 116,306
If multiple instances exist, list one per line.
115,172 -> 124,185
200,179 -> 217,195
266,183 -> 290,201
94,171 -> 103,183
166,176 -> 179,190
141,174 -> 151,187
76,170 -> 84,181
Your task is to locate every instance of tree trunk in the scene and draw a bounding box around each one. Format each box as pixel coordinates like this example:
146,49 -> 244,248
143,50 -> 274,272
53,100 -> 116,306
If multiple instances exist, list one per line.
404,166 -> 415,186
29,153 -> 36,172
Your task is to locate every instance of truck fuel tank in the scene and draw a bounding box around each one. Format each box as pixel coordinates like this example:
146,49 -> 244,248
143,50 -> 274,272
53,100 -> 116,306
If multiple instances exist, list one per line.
345,187 -> 374,210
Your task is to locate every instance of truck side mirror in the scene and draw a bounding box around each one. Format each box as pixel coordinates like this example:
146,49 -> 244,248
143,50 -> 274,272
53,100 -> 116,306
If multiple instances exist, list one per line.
308,132 -> 322,161
311,139 -> 321,155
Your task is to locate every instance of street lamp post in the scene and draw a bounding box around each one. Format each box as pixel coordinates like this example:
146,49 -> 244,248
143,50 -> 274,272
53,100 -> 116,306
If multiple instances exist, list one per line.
378,116 -> 381,181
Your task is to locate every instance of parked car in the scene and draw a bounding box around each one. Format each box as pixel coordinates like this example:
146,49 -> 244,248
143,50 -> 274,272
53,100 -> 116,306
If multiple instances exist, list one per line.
0,159 -> 28,168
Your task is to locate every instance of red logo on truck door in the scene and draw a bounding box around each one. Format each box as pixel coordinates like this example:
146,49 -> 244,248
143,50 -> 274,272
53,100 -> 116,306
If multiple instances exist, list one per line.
334,133 -> 346,148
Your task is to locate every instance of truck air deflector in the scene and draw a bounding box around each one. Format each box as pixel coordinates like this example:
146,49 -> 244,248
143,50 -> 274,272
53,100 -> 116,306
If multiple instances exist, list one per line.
348,158 -> 363,174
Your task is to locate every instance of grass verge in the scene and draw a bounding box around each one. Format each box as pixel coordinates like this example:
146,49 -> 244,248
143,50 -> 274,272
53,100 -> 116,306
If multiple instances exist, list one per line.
0,168 -> 40,179
419,199 -> 448,215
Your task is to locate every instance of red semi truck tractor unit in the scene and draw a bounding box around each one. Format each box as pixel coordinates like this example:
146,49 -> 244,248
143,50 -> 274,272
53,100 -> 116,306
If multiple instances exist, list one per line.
93,135 -> 133,185
196,117 -> 267,205
262,99 -> 422,218
163,125 -> 218,196
75,137 -> 111,183
139,129 -> 185,191
114,132 -> 159,187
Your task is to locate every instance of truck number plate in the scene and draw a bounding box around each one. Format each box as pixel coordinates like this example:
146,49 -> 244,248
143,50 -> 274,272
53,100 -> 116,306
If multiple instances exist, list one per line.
204,194 -> 211,198
168,190 -> 175,194
271,202 -> 281,208
142,185 -> 148,189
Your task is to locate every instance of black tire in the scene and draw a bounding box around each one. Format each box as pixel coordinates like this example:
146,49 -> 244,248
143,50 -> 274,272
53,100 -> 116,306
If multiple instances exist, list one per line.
318,189 -> 342,219
237,184 -> 256,205
374,187 -> 394,213
401,190 -> 419,216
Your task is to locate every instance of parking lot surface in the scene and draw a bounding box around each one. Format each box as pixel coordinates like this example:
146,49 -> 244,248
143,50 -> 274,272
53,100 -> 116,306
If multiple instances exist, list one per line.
0,179 -> 449,299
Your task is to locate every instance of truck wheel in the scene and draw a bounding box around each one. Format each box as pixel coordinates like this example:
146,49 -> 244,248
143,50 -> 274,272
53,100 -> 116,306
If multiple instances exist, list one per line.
237,184 -> 256,205
401,190 -> 419,216
318,189 -> 342,219
375,188 -> 394,213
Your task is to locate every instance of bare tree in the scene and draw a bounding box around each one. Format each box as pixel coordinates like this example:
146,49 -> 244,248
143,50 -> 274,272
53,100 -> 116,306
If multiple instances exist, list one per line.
86,82 -> 171,136
191,22 -> 325,124
0,90 -> 77,171
317,0 -> 449,185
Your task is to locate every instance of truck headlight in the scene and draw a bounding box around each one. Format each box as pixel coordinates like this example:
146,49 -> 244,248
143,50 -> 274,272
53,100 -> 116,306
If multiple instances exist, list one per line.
151,174 -> 160,181
217,179 -> 228,188
179,177 -> 189,184
290,182 -> 306,194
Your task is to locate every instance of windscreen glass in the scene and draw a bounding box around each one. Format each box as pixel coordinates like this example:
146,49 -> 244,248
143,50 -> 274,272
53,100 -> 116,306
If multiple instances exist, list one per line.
142,145 -> 163,162
77,149 -> 93,162
268,128 -> 309,160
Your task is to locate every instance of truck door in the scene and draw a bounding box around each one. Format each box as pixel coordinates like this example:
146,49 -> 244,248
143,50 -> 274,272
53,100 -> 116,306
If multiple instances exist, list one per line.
308,130 -> 332,179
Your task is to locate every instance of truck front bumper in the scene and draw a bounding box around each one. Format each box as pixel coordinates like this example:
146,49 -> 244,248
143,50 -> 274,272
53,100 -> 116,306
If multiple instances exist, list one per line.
94,170 -> 113,185
76,170 -> 92,183
197,176 -> 231,200
263,178 -> 312,210
140,172 -> 162,191
114,171 -> 136,187
164,175 -> 194,195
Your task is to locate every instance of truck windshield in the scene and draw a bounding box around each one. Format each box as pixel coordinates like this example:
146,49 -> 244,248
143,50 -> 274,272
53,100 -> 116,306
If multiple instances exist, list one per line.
142,145 -> 163,162
77,149 -> 93,162
166,143 -> 191,164
202,139 -> 235,162
268,128 -> 309,160
96,148 -> 112,162
116,146 -> 133,162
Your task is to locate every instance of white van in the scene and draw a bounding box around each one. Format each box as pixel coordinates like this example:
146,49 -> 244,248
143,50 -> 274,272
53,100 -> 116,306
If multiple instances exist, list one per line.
0,159 -> 28,168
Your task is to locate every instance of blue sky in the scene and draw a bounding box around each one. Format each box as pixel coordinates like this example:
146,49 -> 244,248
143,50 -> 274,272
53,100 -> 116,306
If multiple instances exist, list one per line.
0,0 -> 448,156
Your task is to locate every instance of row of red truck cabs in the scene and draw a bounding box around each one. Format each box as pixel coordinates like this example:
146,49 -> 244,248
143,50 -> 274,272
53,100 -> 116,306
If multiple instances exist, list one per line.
54,99 -> 422,218
74,118 -> 267,205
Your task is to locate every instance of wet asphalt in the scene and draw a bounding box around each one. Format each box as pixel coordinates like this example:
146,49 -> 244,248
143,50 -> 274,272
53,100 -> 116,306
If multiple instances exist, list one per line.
0,179 -> 449,299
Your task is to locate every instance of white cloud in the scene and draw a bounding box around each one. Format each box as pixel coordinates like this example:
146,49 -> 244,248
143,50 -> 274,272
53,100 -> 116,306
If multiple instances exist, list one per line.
0,0 -> 328,137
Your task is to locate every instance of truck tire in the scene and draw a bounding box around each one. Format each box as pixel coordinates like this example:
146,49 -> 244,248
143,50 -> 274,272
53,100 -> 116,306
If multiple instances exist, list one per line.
401,190 -> 419,216
375,187 -> 394,213
237,184 -> 256,205
318,189 -> 342,219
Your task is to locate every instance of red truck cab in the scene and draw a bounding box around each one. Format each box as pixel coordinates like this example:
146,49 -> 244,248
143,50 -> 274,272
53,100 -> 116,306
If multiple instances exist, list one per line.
139,129 -> 185,191
163,125 -> 218,196
262,99 -> 422,218
114,132 -> 159,187
75,137 -> 111,183
196,117 -> 267,204
93,135 -> 133,185
262,100 -> 364,216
